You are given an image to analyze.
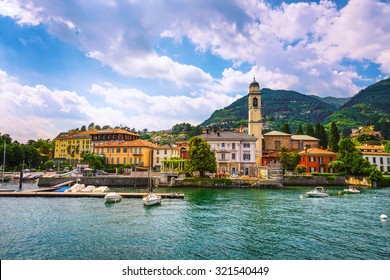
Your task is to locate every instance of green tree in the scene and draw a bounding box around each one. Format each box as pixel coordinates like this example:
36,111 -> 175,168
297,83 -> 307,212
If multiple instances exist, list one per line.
295,124 -> 304,135
384,142 -> 390,153
294,164 -> 307,174
44,160 -> 55,170
315,122 -> 327,148
337,138 -> 370,175
367,166 -> 382,182
281,123 -> 291,134
328,122 -> 340,152
187,136 -> 216,177
305,124 -> 315,137
280,147 -> 299,175
83,153 -> 105,170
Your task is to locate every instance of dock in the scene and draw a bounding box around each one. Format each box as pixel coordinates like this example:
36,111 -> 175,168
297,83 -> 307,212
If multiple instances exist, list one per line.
0,190 -> 184,199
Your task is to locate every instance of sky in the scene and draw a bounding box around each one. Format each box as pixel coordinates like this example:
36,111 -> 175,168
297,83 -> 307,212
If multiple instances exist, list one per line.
0,0 -> 389,143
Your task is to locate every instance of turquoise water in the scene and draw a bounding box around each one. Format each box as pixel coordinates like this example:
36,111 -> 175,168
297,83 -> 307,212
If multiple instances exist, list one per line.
1,183 -> 389,260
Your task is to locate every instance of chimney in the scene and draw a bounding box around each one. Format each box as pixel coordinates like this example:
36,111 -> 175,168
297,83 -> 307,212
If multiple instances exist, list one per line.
217,132 -> 220,137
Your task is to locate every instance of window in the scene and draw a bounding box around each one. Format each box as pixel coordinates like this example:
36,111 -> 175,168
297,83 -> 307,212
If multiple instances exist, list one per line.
112,148 -> 115,153
232,153 -> 236,160
253,97 -> 258,108
275,141 -> 281,150
130,158 -> 133,164
243,153 -> 251,161
221,143 -> 225,148
116,158 -> 120,164
329,157 -> 333,162
232,143 -> 236,150
309,156 -> 316,162
123,148 -> 127,153
380,157 -> 383,164
157,150 -> 159,154
310,167 -> 316,172
243,143 -> 250,148
116,148 -> 120,153
319,157 -> 324,164
123,158 -> 126,164
373,157 -> 376,164
156,157 -> 159,163
164,149 -> 167,154
221,154 -> 226,160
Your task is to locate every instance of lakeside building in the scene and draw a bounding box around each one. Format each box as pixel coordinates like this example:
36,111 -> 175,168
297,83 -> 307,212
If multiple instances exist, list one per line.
53,130 -> 92,166
200,131 -> 258,176
176,141 -> 188,159
356,145 -> 390,173
153,144 -> 180,170
262,130 -> 320,166
298,148 -> 337,173
93,139 -> 156,168
80,128 -> 140,149
247,78 -> 263,165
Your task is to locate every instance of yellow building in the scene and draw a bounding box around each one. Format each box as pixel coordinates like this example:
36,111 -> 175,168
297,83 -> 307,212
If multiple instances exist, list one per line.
247,78 -> 263,165
53,130 -> 92,165
93,139 -> 156,167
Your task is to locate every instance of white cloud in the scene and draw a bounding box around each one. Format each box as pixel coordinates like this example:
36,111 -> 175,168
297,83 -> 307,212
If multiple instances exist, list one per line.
0,70 -> 240,142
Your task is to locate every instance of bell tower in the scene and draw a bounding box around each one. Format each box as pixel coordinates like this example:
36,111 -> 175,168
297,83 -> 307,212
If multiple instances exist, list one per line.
248,77 -> 262,166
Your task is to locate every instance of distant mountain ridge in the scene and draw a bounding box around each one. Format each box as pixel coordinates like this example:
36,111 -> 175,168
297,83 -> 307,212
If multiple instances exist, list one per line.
201,88 -> 339,131
201,79 -> 390,134
325,78 -> 390,129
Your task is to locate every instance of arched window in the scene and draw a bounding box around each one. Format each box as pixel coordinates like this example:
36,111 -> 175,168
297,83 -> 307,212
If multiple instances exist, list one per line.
253,97 -> 258,108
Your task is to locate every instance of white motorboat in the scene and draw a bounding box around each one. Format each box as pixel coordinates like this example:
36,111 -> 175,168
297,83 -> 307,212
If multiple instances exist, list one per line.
104,192 -> 122,203
306,187 -> 329,197
143,192 -> 161,206
343,186 -> 360,194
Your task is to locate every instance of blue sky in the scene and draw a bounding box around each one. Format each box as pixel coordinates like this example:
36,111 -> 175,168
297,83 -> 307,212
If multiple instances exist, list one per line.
0,0 -> 389,142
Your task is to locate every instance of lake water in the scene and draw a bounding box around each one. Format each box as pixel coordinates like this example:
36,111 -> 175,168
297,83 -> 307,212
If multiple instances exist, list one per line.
1,183 -> 389,260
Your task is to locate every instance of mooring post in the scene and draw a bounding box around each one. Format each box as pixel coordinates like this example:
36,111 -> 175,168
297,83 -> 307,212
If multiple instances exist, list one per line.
19,169 -> 23,189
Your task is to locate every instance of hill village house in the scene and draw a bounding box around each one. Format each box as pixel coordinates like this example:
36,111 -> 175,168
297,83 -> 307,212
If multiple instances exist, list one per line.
53,79 -> 390,176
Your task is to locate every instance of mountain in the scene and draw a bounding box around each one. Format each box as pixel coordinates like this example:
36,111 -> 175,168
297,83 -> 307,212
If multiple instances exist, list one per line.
325,78 -> 390,130
311,96 -> 351,108
201,88 -> 338,131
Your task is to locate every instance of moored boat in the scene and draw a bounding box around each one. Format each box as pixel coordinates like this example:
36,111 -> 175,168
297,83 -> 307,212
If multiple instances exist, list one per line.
343,186 -> 360,194
142,192 -> 161,206
104,192 -> 122,203
306,186 -> 329,197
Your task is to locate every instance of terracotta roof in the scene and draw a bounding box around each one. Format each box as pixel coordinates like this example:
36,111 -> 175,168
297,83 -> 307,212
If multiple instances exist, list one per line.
291,135 -> 319,141
356,145 -> 384,150
263,130 -> 291,136
298,148 -> 336,156
200,132 -> 258,141
79,129 -> 139,136
94,139 -> 156,148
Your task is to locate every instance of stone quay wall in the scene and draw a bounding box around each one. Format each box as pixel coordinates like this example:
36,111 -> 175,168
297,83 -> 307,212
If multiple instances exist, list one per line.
38,176 -> 149,187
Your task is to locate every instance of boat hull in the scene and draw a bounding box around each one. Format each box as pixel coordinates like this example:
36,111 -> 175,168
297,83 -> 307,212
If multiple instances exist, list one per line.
104,192 -> 122,203
143,194 -> 161,206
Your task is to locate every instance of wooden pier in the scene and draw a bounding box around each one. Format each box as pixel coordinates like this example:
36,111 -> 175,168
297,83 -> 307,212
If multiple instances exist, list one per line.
0,190 -> 184,199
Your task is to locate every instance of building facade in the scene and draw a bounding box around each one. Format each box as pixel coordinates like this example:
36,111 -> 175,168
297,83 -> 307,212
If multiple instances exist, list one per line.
262,131 -> 320,165
356,145 -> 390,173
93,139 -> 155,168
53,130 -> 92,166
80,128 -> 140,150
298,148 -> 337,173
247,78 -> 263,165
200,131 -> 258,176
153,145 -> 180,169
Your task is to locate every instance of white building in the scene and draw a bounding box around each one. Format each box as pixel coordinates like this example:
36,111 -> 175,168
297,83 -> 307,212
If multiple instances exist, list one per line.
152,144 -> 180,170
200,131 -> 258,176
356,145 -> 390,173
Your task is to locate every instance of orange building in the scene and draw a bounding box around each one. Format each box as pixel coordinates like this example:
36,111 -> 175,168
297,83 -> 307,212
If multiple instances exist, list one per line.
298,148 -> 337,173
93,139 -> 156,168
